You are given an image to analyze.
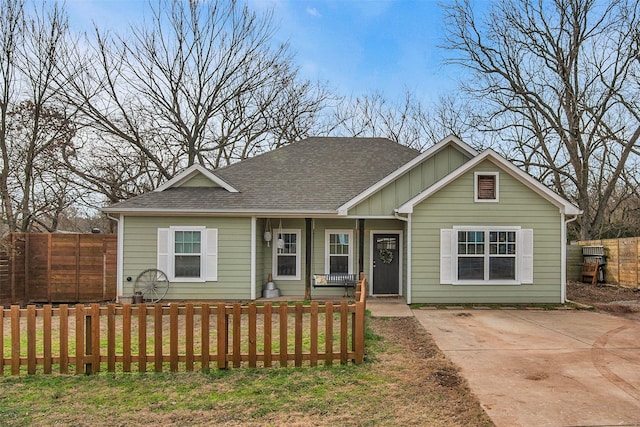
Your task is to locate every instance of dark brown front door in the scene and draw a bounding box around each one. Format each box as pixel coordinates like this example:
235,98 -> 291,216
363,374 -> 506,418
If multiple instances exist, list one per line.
373,233 -> 400,294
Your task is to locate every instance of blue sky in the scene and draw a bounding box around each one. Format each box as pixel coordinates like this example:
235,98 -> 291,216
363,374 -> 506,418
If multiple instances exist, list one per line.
65,0 -> 462,103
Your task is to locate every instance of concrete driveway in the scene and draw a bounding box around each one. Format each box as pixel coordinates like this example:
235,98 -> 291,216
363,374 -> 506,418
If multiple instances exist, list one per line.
412,308 -> 640,427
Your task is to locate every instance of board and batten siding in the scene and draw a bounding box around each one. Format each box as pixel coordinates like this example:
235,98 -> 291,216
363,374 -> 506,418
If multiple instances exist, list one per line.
410,160 -> 563,304
350,145 -> 471,217
122,216 -> 252,300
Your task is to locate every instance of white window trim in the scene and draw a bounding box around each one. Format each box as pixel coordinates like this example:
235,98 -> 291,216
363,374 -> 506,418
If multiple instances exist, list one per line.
474,172 -> 499,203
325,229 -> 354,275
158,226 -> 218,283
272,228 -> 301,280
452,226 -> 521,285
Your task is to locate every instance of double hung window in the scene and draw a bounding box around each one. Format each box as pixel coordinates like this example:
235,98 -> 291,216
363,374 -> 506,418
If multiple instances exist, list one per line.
157,226 -> 218,282
273,229 -> 301,280
326,230 -> 353,274
441,227 -> 533,285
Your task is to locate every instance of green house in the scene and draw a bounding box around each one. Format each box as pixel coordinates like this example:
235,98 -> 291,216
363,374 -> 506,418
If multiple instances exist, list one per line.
103,136 -> 580,304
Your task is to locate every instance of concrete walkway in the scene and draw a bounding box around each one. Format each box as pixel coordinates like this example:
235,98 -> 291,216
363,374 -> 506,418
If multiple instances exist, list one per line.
366,298 -> 413,317
413,308 -> 640,427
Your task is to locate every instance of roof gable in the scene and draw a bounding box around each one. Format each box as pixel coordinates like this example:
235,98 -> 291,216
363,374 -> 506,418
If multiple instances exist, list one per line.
154,164 -> 239,193
338,135 -> 478,215
396,149 -> 581,215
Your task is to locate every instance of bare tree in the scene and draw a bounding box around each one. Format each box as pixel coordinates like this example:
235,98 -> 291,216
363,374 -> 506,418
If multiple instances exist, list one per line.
0,0 -> 78,233
325,91 -> 481,150
61,0 -> 329,201
442,0 -> 640,239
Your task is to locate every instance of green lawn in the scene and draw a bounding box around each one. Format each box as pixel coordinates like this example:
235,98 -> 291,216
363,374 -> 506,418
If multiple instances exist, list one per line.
0,317 -> 493,427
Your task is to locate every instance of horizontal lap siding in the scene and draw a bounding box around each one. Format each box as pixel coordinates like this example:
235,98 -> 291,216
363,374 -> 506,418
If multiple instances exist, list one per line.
123,216 -> 252,300
411,161 -> 562,304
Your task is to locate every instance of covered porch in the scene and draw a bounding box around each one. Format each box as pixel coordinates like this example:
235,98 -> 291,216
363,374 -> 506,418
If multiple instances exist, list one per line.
254,217 -> 407,300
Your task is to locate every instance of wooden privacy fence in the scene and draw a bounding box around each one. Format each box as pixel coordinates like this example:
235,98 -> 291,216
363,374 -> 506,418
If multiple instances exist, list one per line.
0,233 -> 117,305
1,278 -> 367,375
579,238 -> 640,288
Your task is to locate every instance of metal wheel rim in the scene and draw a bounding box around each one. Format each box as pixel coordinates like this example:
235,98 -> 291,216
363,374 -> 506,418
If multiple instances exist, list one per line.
134,269 -> 169,303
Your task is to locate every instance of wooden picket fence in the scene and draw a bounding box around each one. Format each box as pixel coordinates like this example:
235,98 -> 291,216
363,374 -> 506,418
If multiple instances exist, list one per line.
1,278 -> 367,375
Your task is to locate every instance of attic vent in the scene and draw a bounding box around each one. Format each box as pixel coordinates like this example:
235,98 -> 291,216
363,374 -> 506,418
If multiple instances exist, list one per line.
475,172 -> 499,202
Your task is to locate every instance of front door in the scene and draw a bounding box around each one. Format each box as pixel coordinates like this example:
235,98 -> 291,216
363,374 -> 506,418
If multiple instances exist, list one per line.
372,233 -> 400,294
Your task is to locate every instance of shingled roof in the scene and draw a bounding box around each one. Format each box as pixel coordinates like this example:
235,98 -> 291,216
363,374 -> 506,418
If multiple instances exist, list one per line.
104,137 -> 421,215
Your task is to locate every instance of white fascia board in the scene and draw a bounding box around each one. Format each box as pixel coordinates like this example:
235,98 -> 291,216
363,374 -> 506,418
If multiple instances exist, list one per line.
337,135 -> 478,215
100,207 -> 339,217
154,164 -> 239,193
397,149 -> 582,215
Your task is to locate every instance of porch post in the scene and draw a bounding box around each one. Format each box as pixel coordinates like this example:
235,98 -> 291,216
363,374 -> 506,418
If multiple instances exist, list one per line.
305,218 -> 312,300
358,219 -> 365,275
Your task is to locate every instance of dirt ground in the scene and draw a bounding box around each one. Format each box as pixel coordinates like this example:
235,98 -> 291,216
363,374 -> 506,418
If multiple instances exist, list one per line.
365,317 -> 494,426
566,280 -> 640,318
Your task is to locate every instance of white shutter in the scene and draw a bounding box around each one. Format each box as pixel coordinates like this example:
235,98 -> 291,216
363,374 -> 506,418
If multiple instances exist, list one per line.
440,229 -> 454,284
205,228 -> 218,281
157,228 -> 170,277
520,229 -> 534,284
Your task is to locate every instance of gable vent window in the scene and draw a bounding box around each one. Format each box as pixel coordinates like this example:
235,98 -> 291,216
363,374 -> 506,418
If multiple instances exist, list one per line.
475,172 -> 499,202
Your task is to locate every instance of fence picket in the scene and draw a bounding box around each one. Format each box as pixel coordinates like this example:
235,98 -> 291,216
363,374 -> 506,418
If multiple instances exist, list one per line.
295,303 -> 303,367
91,304 -> 101,373
154,304 -> 163,372
43,305 -> 52,373
123,304 -> 131,372
248,304 -> 257,368
216,303 -> 227,369
310,302 -> 318,367
27,305 -> 36,374
138,304 -> 147,372
340,302 -> 348,364
11,305 -> 20,375
201,303 -> 210,371
170,304 -> 179,372
75,304 -> 84,375
263,302 -> 272,368
186,304 -> 194,371
325,302 -> 333,366
59,304 -> 68,373
279,303 -> 288,367
232,303 -> 241,368
107,304 -> 116,372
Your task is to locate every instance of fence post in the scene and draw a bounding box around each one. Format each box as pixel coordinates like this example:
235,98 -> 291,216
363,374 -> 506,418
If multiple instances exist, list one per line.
216,302 -> 228,369
325,302 -> 333,366
279,303 -> 288,367
354,300 -> 365,364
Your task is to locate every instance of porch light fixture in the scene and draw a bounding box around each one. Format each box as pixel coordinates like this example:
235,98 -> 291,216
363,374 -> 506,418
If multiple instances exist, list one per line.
276,219 -> 285,251
264,218 -> 272,247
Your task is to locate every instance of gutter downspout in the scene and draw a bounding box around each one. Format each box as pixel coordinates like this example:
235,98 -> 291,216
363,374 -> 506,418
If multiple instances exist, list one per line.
251,216 -> 257,300
106,214 -> 124,301
562,214 -> 579,304
394,210 -> 411,305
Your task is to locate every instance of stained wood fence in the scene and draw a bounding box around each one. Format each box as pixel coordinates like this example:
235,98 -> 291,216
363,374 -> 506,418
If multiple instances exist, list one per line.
0,233 -> 117,305
579,238 -> 640,288
1,278 -> 367,375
